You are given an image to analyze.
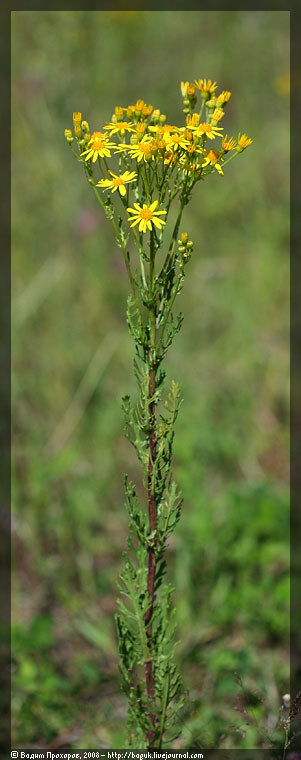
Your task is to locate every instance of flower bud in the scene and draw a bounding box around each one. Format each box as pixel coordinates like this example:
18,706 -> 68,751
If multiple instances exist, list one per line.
282,694 -> 291,708
159,113 -> 167,124
130,134 -> 138,145
73,112 -> 82,123
81,120 -> 90,133
74,124 -> 82,138
181,232 -> 189,244
64,128 -> 74,143
151,109 -> 160,123
187,83 -> 196,97
142,104 -> 153,117
178,245 -> 186,253
187,240 -> 194,250
115,106 -> 124,119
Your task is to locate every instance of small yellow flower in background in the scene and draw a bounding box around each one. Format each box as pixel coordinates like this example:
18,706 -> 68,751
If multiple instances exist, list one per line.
127,200 -> 167,233
104,121 -> 135,136
97,170 -> 137,196
73,111 -> 82,123
191,122 -> 223,140
236,133 -> 253,151
202,149 -> 224,175
127,137 -> 154,162
216,90 -> 231,105
211,108 -> 225,123
222,134 -> 236,152
195,79 -> 218,95
81,132 -> 116,162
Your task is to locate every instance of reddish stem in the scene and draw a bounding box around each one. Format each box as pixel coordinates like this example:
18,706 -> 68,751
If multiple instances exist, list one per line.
144,362 -> 157,747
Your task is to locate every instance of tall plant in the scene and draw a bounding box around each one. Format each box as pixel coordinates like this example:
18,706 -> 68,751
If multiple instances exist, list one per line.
65,79 -> 252,749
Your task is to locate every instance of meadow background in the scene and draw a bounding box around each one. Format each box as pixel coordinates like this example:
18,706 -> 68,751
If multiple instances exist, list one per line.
12,10 -> 290,750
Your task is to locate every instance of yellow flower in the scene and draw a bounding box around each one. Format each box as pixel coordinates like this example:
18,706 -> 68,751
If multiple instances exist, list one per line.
237,133 -> 253,151
186,83 -> 196,97
211,108 -> 225,123
127,137 -> 153,162
216,90 -> 231,105
165,133 -> 190,152
114,106 -> 124,119
127,200 -> 167,233
181,81 -> 189,97
104,121 -> 135,136
73,111 -> 82,123
191,122 -> 223,140
96,170 -> 137,196
164,151 -> 177,166
148,123 -> 177,135
222,134 -> 236,152
186,113 -> 200,128
194,79 -> 218,95
142,104 -> 153,117
136,121 -> 147,137
80,132 -> 116,162
202,149 -> 224,175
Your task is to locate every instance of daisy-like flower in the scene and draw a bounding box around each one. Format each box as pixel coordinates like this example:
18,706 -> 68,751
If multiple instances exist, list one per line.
191,122 -> 224,140
127,200 -> 167,233
148,123 -> 177,136
96,170 -> 137,197
104,121 -> 135,137
236,133 -> 253,151
222,134 -> 236,152
202,149 -> 224,175
80,132 -> 116,162
127,137 -> 154,162
165,133 -> 190,152
194,79 -> 218,95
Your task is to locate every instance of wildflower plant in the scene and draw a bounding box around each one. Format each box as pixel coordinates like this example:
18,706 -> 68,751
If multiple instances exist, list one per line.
65,80 -> 252,749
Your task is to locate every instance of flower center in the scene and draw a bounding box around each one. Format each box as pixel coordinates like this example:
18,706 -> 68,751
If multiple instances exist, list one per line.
140,208 -> 153,220
92,138 -> 105,149
199,123 -> 212,133
140,143 -> 152,154
112,177 -> 124,186
207,149 -> 218,162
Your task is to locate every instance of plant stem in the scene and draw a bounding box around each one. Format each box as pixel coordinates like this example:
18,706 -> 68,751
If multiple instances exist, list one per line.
144,231 -> 157,747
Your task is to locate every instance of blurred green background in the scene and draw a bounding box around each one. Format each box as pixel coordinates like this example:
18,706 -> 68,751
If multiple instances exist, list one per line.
12,10 -> 290,750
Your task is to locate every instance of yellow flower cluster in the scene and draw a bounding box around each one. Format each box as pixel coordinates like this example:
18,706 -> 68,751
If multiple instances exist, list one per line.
65,81 -> 252,233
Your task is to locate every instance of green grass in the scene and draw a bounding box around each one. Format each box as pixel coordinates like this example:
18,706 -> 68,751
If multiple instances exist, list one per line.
12,10 -> 289,750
